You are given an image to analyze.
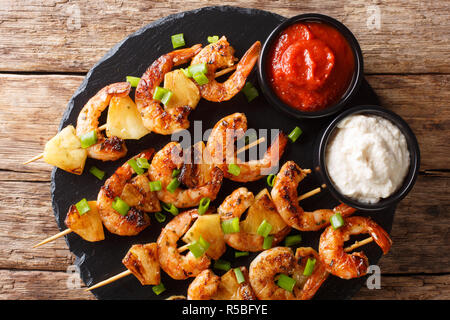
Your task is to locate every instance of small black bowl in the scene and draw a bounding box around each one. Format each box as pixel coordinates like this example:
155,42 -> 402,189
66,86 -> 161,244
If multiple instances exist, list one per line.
315,105 -> 420,211
257,13 -> 364,119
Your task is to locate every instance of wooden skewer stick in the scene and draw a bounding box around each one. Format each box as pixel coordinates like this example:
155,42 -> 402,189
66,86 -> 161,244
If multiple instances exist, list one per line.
84,270 -> 132,292
344,237 -> 374,252
298,187 -> 322,201
236,137 -> 266,155
32,228 -> 72,248
214,65 -> 237,78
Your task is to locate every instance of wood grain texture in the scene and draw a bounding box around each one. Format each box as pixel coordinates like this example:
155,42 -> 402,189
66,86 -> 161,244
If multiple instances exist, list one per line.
0,1 -> 449,73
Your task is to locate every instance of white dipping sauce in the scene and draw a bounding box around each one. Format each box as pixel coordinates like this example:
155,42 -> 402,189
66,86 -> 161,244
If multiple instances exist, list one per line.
325,114 -> 410,204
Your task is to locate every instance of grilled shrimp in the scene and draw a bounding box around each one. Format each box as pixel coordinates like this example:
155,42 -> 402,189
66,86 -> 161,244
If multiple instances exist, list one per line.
217,188 -> 290,252
191,36 -> 261,102
271,161 -> 356,231
97,149 -> 159,236
157,209 -> 210,280
319,216 -> 392,279
149,141 -> 223,208
76,82 -> 130,161
249,247 -> 329,300
205,113 -> 288,182
135,44 -> 202,135
187,269 -> 220,300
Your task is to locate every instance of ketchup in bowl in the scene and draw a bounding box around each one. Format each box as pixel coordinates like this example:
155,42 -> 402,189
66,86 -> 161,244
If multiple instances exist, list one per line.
267,21 -> 355,112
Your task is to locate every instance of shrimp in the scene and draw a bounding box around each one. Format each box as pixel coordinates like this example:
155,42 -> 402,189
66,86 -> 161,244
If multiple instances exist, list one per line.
157,209 -> 210,280
271,161 -> 356,231
217,188 -> 290,252
97,149 -> 159,236
149,141 -> 223,208
319,216 -> 392,279
205,113 -> 288,182
76,82 -> 130,161
135,44 -> 202,135
191,36 -> 261,102
249,247 -> 329,300
187,267 -> 256,300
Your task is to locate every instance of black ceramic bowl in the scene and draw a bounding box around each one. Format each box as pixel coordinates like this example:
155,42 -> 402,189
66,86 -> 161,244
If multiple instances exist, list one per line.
257,13 -> 364,119
315,105 -> 420,211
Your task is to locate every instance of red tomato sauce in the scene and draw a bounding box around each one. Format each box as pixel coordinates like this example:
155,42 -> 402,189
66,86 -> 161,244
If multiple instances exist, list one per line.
267,22 -> 355,112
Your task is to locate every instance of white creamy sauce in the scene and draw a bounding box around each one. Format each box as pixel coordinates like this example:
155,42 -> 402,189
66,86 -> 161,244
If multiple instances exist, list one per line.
325,114 -> 410,204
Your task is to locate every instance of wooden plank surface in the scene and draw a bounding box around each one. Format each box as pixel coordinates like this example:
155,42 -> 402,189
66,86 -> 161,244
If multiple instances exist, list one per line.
0,1 -> 449,74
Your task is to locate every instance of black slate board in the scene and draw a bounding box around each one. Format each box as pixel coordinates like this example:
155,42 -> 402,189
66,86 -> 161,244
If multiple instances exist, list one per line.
51,6 -> 395,300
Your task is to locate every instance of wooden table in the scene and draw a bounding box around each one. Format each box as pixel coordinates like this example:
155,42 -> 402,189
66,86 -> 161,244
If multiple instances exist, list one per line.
0,1 -> 448,300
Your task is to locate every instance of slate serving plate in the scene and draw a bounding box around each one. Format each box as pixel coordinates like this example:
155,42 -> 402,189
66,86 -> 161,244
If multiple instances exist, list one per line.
51,5 -> 395,300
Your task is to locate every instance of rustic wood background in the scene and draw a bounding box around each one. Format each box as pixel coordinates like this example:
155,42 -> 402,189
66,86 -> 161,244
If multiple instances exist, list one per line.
0,0 -> 448,300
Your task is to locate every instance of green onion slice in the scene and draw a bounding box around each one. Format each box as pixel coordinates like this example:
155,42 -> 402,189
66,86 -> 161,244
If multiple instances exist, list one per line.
188,63 -> 208,75
285,234 -> 302,247
277,274 -> 296,292
262,235 -> 274,250
235,251 -> 249,258
136,158 -> 150,169
127,159 -> 144,175
233,268 -> 245,284
152,282 -> 166,295
266,174 -> 276,187
160,90 -> 173,105
126,76 -> 140,88
188,236 -> 210,258
303,258 -> 316,276
171,169 -> 181,177
89,166 -> 105,180
162,203 -> 179,216
166,178 -> 180,193
181,68 -> 192,78
207,35 -> 219,43
242,82 -> 259,102
149,180 -> 162,192
152,86 -> 173,106
171,33 -> 185,49
288,126 -> 303,143
256,220 -> 273,238
198,197 -> 210,215
80,130 -> 98,149
221,217 -> 240,234
75,198 -> 90,216
193,72 -> 209,85
227,163 -> 240,176
155,212 -> 166,223
214,259 -> 231,272
330,212 -> 345,230
112,197 -> 130,216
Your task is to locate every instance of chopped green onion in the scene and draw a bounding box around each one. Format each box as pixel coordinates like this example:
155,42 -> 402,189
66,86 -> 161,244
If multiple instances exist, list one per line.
80,130 -> 97,148
155,212 -> 166,223
233,268 -> 245,284
235,251 -> 249,258
303,258 -> 316,276
171,169 -> 181,177
198,197 -> 210,215
242,82 -> 259,102
75,198 -> 90,216
152,86 -> 173,105
166,178 -> 180,193
330,212 -> 345,230
127,159 -> 144,175
262,235 -> 274,250
160,90 -> 173,105
126,76 -> 140,88
285,234 -> 302,247
181,68 -> 192,78
221,217 -> 240,234
192,72 -> 209,85
149,180 -> 162,192
227,163 -> 240,176
214,259 -> 231,272
276,274 -> 296,292
257,220 -> 273,238
188,63 -> 208,75
89,166 -> 105,180
207,35 -> 219,43
112,197 -> 130,216
136,158 -> 150,169
188,236 -> 210,258
162,203 -> 178,216
152,282 -> 166,295
288,126 -> 303,143
266,174 -> 276,187
171,33 -> 185,49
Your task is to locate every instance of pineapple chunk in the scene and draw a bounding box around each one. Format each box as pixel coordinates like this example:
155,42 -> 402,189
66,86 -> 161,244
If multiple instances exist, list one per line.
120,175 -> 161,212
240,189 -> 288,235
43,125 -> 87,175
106,95 -> 150,140
182,214 -> 226,260
164,69 -> 200,110
122,243 -> 160,285
65,201 -> 104,242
